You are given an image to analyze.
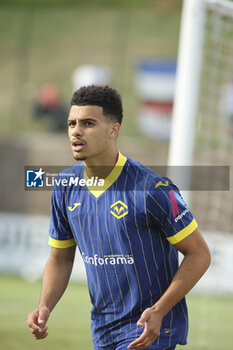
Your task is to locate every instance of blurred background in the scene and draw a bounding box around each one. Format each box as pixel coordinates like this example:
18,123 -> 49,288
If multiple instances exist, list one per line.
0,0 -> 181,215
0,0 -> 233,349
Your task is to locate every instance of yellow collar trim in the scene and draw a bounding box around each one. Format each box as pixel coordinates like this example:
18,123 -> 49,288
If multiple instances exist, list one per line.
84,152 -> 127,198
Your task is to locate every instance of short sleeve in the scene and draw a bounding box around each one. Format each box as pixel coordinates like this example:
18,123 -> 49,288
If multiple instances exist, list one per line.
48,184 -> 76,249
146,178 -> 198,244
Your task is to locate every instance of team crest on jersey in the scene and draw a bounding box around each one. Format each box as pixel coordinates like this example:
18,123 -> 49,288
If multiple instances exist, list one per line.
110,200 -> 128,219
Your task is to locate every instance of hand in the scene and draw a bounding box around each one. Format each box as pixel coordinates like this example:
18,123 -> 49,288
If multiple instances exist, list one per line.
127,307 -> 163,349
26,307 -> 50,340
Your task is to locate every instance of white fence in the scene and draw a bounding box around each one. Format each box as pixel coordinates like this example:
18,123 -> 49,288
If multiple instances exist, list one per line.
0,212 -> 86,282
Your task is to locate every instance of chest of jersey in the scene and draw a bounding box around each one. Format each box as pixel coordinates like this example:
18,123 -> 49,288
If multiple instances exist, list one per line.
66,188 -> 157,258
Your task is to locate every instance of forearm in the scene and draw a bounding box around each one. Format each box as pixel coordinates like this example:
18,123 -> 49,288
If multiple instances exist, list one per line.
153,250 -> 210,317
128,230 -> 210,349
38,253 -> 74,312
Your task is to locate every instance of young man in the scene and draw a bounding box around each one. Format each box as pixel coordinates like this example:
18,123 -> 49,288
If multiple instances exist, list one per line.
27,85 -> 211,350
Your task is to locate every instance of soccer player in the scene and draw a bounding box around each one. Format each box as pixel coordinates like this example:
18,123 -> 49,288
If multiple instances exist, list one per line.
27,85 -> 211,350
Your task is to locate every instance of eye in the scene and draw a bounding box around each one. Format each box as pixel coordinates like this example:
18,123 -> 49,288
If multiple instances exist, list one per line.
84,121 -> 94,126
68,121 -> 76,127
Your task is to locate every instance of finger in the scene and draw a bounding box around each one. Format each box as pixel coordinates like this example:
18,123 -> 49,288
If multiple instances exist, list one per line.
38,326 -> 48,334
128,341 -> 149,349
26,314 -> 36,327
127,334 -> 149,349
38,309 -> 49,327
38,317 -> 47,326
133,327 -> 150,343
128,343 -> 149,349
30,324 -> 48,337
36,332 -> 48,340
27,310 -> 42,331
128,338 -> 154,350
32,328 -> 46,336
137,309 -> 150,327
34,330 -> 48,339
129,335 -> 147,346
128,339 -> 149,349
28,323 -> 42,333
128,329 -> 156,349
137,342 -> 152,349
29,323 -> 48,333
28,318 -> 47,331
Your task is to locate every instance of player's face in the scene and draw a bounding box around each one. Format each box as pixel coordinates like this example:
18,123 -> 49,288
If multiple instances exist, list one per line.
68,105 -> 119,162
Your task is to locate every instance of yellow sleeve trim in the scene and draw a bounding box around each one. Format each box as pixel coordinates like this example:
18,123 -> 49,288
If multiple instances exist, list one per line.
48,237 -> 76,248
167,218 -> 198,244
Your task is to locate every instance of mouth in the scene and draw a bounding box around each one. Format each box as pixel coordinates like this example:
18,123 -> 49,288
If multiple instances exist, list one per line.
71,140 -> 85,152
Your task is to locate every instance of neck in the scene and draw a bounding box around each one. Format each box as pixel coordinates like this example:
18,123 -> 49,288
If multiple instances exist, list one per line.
84,148 -> 119,179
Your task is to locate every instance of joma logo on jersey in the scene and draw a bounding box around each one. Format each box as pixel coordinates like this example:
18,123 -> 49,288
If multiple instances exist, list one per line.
110,200 -> 128,219
68,203 -> 81,211
155,180 -> 169,189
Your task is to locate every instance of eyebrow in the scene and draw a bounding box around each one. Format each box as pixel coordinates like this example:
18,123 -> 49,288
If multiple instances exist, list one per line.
67,117 -> 98,123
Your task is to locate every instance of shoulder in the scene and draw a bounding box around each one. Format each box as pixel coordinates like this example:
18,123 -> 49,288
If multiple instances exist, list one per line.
51,162 -> 84,197
59,162 -> 83,178
124,156 -> 174,192
55,162 -> 84,184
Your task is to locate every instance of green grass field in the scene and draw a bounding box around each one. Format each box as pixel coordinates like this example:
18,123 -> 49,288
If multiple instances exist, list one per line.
0,275 -> 233,350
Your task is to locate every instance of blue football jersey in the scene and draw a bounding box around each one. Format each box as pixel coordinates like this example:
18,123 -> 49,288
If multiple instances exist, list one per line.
49,152 -> 198,348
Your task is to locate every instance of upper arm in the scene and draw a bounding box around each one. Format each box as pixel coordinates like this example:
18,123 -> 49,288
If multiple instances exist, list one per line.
174,228 -> 211,260
49,184 -> 76,248
50,245 -> 76,264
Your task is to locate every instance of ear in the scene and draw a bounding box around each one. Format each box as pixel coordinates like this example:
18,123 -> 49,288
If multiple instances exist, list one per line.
109,123 -> 121,138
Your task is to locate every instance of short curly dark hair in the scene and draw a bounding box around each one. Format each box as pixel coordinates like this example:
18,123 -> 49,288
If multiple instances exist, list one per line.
71,85 -> 123,124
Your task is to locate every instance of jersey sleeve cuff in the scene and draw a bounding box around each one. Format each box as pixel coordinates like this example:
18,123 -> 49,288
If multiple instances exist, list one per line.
166,218 -> 198,244
48,236 -> 76,248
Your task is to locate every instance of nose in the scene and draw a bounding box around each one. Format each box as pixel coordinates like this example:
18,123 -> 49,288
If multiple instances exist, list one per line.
71,123 -> 83,137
